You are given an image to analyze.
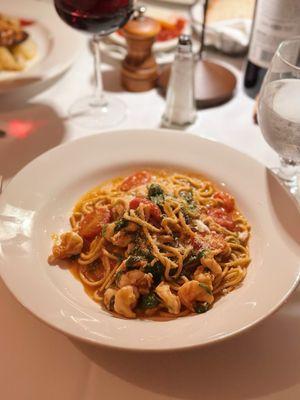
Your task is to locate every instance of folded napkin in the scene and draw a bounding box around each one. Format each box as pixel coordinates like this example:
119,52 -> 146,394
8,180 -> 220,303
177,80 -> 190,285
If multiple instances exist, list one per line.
193,18 -> 252,55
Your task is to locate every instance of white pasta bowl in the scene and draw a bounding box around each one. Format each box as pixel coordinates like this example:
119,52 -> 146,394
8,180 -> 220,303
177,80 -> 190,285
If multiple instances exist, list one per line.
0,130 -> 299,351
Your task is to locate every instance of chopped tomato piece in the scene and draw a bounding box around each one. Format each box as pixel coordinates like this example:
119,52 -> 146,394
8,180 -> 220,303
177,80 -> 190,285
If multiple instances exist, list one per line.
129,197 -> 161,223
120,171 -> 151,191
157,18 -> 186,42
20,18 -> 34,26
213,191 -> 235,213
208,208 -> 235,231
78,206 -> 111,239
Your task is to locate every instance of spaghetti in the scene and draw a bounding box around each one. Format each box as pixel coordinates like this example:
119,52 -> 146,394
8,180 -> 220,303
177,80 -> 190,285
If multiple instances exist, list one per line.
49,169 -> 251,319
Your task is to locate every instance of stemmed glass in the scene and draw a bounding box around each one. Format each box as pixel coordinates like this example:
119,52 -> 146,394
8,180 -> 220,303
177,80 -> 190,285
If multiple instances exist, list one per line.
54,0 -> 134,129
258,37 -> 300,197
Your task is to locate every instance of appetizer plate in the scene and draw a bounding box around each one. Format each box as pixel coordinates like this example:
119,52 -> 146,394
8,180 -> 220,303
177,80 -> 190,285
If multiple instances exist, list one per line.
109,2 -> 189,54
0,0 -> 85,93
99,37 -> 200,64
0,130 -> 299,351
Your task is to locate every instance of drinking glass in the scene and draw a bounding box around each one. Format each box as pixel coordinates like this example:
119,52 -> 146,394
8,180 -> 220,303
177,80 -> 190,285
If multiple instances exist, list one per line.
54,0 -> 134,129
258,37 -> 300,196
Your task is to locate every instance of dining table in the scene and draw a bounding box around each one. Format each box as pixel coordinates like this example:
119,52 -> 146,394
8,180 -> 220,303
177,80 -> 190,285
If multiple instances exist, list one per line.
1,4 -> 300,398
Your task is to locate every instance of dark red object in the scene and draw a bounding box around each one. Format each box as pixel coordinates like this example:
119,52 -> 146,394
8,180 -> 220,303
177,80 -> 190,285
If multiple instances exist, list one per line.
54,0 -> 133,34
20,18 -> 35,27
129,197 -> 161,223
78,206 -> 111,239
208,208 -> 235,231
156,18 -> 185,42
213,191 -> 235,213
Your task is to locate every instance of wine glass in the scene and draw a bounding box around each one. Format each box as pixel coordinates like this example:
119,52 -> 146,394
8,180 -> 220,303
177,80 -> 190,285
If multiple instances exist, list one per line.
258,37 -> 300,196
54,0 -> 134,129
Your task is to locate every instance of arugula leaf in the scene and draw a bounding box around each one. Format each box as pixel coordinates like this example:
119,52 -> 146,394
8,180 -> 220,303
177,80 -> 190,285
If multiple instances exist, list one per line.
114,218 -> 128,233
183,250 -> 206,268
180,190 -> 197,212
148,183 -> 164,197
129,234 -> 154,261
148,184 -> 165,206
198,282 -> 213,295
125,255 -> 142,270
194,302 -> 210,314
131,247 -> 153,261
139,293 -> 160,309
144,261 -> 165,286
182,250 -> 206,278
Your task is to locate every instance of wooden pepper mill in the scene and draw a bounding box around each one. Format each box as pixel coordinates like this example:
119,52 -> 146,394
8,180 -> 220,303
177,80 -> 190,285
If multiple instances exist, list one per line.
121,6 -> 160,92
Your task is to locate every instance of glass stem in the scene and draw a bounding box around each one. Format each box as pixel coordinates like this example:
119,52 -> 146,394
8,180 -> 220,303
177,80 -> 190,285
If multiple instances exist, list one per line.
278,157 -> 299,194
92,34 -> 107,107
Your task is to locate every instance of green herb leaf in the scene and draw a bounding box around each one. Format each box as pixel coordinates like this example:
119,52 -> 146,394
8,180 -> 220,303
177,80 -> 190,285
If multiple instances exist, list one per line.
148,183 -> 164,197
194,302 -> 210,314
198,282 -> 213,295
148,184 -> 165,206
125,255 -> 141,270
180,190 -> 197,212
139,292 -> 160,309
144,261 -> 165,286
183,250 -> 206,268
182,250 -> 206,278
131,247 -> 153,261
114,218 -> 128,233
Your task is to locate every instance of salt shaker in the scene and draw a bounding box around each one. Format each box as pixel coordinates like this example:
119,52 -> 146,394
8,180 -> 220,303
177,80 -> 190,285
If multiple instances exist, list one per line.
162,35 -> 196,128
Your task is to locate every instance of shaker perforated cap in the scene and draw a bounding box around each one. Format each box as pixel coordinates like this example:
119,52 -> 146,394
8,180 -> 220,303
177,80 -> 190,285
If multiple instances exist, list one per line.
178,35 -> 192,45
178,34 -> 192,52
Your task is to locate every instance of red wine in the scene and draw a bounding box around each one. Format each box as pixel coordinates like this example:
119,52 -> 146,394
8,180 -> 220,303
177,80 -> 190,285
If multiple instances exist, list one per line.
54,0 -> 133,35
244,0 -> 300,98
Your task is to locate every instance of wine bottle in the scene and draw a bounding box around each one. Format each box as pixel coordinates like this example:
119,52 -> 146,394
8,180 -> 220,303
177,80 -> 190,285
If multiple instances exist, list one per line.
244,0 -> 300,98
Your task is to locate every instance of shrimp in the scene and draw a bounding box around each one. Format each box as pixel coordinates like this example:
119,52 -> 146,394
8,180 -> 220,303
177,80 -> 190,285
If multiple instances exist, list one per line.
155,282 -> 181,314
178,280 -> 214,311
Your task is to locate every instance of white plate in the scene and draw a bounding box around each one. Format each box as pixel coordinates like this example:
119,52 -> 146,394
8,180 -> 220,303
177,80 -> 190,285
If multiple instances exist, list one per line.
0,130 -> 299,351
0,0 -> 85,94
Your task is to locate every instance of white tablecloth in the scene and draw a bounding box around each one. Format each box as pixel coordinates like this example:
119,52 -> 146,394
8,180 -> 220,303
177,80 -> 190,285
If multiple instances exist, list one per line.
1,37 -> 300,400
